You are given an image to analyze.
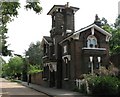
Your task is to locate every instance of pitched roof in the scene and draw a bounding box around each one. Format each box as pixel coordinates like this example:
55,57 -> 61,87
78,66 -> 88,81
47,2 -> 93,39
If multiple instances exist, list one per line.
76,23 -> 112,37
59,24 -> 112,44
41,36 -> 53,47
43,36 -> 53,44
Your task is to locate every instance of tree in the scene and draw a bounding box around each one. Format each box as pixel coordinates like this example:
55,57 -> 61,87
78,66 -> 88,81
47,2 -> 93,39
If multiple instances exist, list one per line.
114,15 -> 120,29
25,41 -> 43,68
2,63 -> 10,77
0,56 -> 6,65
0,0 -> 42,56
100,15 -> 120,54
2,56 -> 24,79
0,56 -> 6,77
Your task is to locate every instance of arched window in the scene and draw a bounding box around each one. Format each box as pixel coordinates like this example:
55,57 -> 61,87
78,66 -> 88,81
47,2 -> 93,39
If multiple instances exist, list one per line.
87,35 -> 97,48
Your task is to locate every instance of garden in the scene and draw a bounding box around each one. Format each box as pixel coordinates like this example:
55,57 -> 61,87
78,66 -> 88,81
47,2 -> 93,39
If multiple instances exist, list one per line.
75,65 -> 120,96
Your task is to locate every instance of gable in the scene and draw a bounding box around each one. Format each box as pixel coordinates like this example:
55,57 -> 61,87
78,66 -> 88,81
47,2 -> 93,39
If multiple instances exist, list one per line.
41,36 -> 53,47
79,27 -> 106,41
59,24 -> 112,44
76,24 -> 112,42
77,24 -> 111,36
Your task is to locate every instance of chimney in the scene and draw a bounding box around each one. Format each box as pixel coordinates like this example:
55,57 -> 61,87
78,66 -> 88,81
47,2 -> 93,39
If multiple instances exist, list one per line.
94,14 -> 102,27
65,2 -> 69,7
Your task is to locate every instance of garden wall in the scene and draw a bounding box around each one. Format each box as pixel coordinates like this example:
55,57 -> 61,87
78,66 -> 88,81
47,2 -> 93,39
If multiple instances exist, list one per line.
31,72 -> 44,85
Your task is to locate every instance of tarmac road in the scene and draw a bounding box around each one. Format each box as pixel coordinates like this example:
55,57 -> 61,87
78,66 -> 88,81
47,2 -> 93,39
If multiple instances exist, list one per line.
0,78 -> 49,97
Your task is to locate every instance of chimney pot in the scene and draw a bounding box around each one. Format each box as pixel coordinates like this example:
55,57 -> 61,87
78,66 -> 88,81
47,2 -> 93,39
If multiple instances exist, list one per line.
66,2 -> 69,7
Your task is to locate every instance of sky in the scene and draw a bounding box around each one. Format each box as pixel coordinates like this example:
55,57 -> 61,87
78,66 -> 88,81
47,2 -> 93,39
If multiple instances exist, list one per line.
3,0 -> 120,61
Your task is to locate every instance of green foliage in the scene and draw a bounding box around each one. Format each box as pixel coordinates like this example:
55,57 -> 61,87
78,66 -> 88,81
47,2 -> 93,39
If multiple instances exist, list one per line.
2,63 -> 11,77
25,41 -> 43,67
2,56 -> 23,79
28,64 -> 43,74
88,76 -> 120,95
0,57 -> 6,77
94,65 -> 119,76
80,82 -> 88,94
113,46 -> 120,54
77,69 -> 120,95
109,28 -> 120,54
1,2 -> 20,23
72,86 -> 80,92
0,56 -> 6,65
0,2 -> 20,56
0,1 -> 42,56
114,15 -> 120,29
101,15 -> 120,54
25,1 -> 42,14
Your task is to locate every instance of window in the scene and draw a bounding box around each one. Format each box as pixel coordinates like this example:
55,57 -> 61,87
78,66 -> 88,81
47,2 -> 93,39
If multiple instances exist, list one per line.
87,35 -> 97,48
44,44 -> 48,54
53,16 -> 55,20
53,38 -> 55,45
46,45 -> 48,54
64,58 -> 69,80
63,45 -> 67,53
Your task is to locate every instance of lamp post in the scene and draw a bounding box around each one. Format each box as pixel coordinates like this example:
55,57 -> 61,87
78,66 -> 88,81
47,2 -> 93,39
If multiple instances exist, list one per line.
90,56 -> 93,75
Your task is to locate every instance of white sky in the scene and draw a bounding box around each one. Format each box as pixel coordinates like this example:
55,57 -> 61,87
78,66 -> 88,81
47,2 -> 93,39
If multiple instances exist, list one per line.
5,0 -> 120,57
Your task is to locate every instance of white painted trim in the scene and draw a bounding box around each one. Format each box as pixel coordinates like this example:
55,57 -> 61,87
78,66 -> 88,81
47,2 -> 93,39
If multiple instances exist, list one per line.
43,78 -> 47,81
59,24 -> 112,44
91,27 -> 94,35
66,29 -> 72,33
82,47 -> 106,51
43,38 -> 49,44
73,33 -> 79,40
76,24 -> 112,37
48,6 -> 79,15
48,64 -> 54,72
64,78 -> 69,81
44,62 -> 57,72
106,36 -> 111,42
41,37 -> 53,47
62,55 -> 71,61
42,56 -> 48,59
43,38 -> 51,45
63,45 -> 67,53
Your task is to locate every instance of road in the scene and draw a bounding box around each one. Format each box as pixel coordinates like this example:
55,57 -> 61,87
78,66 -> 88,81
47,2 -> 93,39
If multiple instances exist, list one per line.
0,78 -> 49,97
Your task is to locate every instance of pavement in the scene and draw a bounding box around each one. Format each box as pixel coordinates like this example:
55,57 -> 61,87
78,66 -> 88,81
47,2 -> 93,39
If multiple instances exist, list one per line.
21,81 -> 90,97
0,78 -> 49,97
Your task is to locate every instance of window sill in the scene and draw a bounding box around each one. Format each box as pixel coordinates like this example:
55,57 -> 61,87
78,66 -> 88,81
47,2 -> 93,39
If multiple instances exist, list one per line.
43,78 -> 47,81
42,55 -> 48,59
82,47 -> 106,51
64,78 -> 69,81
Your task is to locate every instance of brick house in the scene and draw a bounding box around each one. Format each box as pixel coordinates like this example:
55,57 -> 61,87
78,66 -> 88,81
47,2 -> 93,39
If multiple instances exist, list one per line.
41,3 -> 112,90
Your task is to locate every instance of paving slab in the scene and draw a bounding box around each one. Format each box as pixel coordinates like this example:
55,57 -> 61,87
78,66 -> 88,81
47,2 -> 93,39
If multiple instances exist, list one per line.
0,78 -> 49,97
21,81 -> 90,97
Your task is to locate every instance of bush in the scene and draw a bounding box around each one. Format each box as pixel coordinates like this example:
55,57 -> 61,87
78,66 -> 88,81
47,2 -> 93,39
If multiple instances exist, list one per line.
28,64 -> 43,74
73,86 -> 80,92
80,82 -> 87,94
88,76 -> 120,96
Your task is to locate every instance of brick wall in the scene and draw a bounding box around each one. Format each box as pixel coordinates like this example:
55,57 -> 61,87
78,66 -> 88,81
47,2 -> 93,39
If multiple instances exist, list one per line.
31,72 -> 44,85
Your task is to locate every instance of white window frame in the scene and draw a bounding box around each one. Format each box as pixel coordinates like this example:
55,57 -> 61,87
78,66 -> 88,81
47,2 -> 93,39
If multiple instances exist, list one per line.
63,45 -> 67,53
87,35 -> 97,48
53,38 -> 55,45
